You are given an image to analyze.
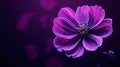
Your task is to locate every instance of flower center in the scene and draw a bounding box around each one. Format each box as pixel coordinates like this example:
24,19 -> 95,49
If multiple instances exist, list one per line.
77,24 -> 89,35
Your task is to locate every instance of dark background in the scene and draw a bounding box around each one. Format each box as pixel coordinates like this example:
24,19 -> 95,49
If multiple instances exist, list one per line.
1,0 -> 120,67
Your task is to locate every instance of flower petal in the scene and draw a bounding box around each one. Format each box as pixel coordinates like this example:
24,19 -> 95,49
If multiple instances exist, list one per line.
65,41 -> 84,58
54,35 -> 80,52
88,5 -> 105,29
76,5 -> 90,24
58,7 -> 78,27
92,19 -> 113,38
83,34 -> 103,51
52,17 -> 78,39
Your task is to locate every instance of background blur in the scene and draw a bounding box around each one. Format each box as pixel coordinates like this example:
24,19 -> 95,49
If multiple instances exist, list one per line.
1,0 -> 120,67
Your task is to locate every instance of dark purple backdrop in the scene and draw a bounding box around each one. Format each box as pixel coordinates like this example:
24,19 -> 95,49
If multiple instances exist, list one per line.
1,0 -> 120,67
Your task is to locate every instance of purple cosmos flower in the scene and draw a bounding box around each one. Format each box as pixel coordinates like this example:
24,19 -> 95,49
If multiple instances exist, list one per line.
52,5 -> 113,58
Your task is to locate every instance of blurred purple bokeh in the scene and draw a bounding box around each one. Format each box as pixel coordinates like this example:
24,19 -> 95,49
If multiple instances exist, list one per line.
16,12 -> 37,30
45,56 -> 63,67
25,43 -> 39,61
40,0 -> 56,11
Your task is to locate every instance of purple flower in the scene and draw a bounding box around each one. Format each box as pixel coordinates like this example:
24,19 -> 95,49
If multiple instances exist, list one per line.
52,5 -> 113,58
